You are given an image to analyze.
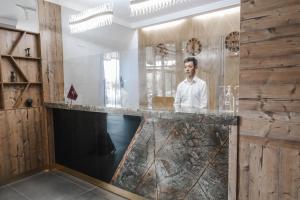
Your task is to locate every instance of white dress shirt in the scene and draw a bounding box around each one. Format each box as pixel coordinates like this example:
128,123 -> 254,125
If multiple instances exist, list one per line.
174,76 -> 208,108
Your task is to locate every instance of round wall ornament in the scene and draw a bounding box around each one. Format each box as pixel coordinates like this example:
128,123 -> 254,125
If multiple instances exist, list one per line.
154,43 -> 168,57
185,38 -> 202,56
225,31 -> 240,53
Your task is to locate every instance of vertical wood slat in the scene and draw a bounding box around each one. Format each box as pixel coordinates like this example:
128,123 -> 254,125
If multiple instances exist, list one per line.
41,107 -> 55,167
37,0 -> 64,102
279,148 -> 300,200
248,144 -> 279,200
238,138 -> 300,200
0,55 -> 4,109
228,125 -> 238,200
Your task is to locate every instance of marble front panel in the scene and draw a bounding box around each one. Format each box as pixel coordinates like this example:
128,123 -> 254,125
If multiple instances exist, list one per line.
112,116 -> 231,200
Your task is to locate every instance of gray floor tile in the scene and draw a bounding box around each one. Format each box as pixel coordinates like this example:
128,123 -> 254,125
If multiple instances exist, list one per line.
74,191 -> 108,200
50,171 -> 96,190
0,186 -> 28,200
9,172 -> 87,200
74,188 -> 127,200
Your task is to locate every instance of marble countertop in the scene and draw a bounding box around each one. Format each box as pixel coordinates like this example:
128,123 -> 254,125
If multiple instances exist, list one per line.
44,102 -> 238,125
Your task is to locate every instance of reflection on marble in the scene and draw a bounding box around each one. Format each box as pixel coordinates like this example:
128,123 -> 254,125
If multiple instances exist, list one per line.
112,116 -> 232,200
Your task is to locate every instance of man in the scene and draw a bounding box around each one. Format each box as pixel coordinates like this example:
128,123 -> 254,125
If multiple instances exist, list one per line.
174,57 -> 208,109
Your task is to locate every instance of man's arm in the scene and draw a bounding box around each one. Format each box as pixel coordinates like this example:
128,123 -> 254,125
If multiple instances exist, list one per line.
174,84 -> 181,107
199,82 -> 208,109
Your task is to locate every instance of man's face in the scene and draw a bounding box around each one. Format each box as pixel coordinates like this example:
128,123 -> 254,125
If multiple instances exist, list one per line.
184,61 -> 196,77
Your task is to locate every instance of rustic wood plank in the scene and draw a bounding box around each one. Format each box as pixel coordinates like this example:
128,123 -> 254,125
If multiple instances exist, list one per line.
9,32 -> 26,55
240,66 -> 300,85
0,55 -> 4,109
0,111 -> 9,180
240,54 -> 300,70
41,108 -> 55,166
240,35 -> 300,58
239,99 -> 300,113
21,109 -> 31,171
7,110 -> 22,176
240,110 -> 300,128
238,140 -> 250,200
239,83 -> 300,99
248,143 -> 279,200
240,135 -> 300,150
31,108 -> 43,169
13,83 -> 30,108
241,0 -> 300,16
240,23 -> 300,44
0,84 -> 3,109
18,59 -> 40,83
279,148 -> 300,200
239,115 -> 300,141
228,125 -> 238,200
8,56 -> 29,82
38,0 -> 64,102
241,4 -> 300,31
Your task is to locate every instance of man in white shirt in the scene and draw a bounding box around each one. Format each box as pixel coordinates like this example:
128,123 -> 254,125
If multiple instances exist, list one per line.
174,57 -> 208,109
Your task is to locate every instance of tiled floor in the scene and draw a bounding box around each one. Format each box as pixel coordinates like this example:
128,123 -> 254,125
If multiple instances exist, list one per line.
0,171 -> 127,200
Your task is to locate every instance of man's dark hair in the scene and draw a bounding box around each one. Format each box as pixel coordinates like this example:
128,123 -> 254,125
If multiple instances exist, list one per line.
184,57 -> 198,68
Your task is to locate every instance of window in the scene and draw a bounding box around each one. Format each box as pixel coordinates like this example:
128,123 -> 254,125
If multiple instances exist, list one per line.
104,52 -> 121,107
145,43 -> 176,107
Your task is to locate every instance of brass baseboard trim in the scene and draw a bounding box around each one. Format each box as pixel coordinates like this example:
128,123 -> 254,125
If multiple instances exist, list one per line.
0,166 -> 49,187
51,164 -> 146,200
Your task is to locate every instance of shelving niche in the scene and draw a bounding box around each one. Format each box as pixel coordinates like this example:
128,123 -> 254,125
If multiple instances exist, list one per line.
0,27 -> 43,109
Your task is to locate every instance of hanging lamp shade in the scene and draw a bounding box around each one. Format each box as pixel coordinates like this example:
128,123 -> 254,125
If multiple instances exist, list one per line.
69,3 -> 113,33
130,0 -> 190,16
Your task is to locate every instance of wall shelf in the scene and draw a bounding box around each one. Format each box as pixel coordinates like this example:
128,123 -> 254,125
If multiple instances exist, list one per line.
0,27 -> 43,109
2,82 -> 42,85
1,54 -> 41,60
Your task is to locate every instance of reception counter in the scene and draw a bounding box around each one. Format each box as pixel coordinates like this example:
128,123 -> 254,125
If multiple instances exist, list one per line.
45,102 -> 238,200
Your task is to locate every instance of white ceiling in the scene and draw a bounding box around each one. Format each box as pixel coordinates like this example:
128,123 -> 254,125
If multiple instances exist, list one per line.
0,0 -> 240,29
46,0 -> 240,28
0,0 -> 37,28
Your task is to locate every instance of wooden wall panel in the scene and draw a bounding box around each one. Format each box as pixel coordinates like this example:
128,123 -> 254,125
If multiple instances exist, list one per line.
0,108 -> 47,184
0,2 -> 63,183
238,139 -> 300,200
37,0 -> 64,102
239,0 -> 300,199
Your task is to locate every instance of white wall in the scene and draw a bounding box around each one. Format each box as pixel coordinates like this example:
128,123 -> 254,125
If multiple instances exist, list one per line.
63,35 -> 110,106
16,9 -> 39,32
62,7 -> 139,107
0,0 -> 39,32
120,30 -> 139,108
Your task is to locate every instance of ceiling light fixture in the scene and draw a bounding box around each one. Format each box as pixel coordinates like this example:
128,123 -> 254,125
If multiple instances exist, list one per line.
130,0 -> 190,16
69,3 -> 113,33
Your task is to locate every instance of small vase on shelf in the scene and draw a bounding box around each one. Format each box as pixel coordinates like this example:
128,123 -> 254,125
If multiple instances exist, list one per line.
25,48 -> 31,57
10,71 -> 16,82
